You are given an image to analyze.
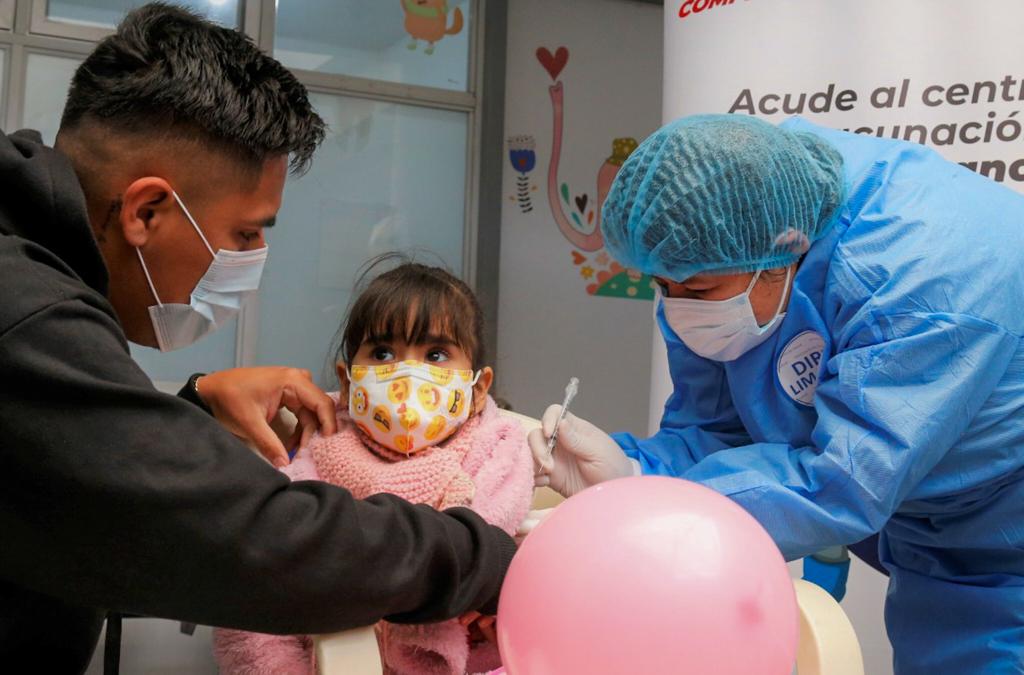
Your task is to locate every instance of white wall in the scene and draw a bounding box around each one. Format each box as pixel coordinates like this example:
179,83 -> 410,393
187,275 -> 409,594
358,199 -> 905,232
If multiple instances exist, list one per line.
496,0 -> 662,434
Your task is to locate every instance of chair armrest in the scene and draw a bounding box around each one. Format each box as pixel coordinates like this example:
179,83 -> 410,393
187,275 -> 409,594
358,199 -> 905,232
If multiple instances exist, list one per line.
793,579 -> 865,675
314,626 -> 383,675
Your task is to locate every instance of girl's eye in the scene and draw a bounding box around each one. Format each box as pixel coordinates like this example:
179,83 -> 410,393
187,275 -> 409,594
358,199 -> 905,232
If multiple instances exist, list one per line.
426,349 -> 450,363
371,346 -> 394,361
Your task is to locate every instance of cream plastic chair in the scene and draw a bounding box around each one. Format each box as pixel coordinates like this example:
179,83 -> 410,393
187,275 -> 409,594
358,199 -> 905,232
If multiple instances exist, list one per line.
791,579 -> 865,675
264,409 -> 863,675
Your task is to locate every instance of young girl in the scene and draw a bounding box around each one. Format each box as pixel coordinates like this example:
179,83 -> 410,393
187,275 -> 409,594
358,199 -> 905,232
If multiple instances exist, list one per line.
213,261 -> 534,675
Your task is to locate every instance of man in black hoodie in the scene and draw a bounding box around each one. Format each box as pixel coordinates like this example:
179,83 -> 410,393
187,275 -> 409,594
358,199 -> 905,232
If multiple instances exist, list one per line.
0,4 -> 515,671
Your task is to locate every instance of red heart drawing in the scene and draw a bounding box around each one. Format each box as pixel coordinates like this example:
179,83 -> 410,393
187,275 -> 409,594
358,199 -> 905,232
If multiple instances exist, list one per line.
536,47 -> 569,81
571,251 -> 586,265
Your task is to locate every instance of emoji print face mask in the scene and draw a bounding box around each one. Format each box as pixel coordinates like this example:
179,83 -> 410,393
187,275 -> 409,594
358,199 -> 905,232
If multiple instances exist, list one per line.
347,360 -> 480,454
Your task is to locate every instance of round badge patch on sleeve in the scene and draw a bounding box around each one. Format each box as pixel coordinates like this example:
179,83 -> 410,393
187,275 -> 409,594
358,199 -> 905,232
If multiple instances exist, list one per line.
777,331 -> 826,406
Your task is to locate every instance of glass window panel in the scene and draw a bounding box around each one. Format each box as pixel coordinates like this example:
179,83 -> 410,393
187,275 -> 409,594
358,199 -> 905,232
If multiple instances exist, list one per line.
275,0 -> 472,92
44,0 -> 240,30
23,54 -> 238,383
23,53 -> 81,145
254,92 -> 468,383
1,0 -> 13,30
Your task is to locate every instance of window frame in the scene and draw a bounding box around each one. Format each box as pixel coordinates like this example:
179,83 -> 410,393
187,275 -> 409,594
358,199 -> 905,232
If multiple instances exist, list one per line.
27,0 -> 251,41
0,0 -> 506,369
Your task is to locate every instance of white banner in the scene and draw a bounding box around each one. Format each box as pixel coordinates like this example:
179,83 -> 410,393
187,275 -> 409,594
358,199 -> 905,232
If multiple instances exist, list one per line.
653,0 -> 1024,428
652,5 -> 1024,672
663,0 -> 1024,191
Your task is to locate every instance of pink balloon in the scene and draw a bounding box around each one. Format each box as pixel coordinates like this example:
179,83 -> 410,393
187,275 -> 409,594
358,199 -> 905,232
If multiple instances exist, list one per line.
498,476 -> 797,675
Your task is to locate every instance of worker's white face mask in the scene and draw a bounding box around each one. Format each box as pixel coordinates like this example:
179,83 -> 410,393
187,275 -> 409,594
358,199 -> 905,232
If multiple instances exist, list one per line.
136,191 -> 268,352
661,267 -> 791,362
347,360 -> 480,455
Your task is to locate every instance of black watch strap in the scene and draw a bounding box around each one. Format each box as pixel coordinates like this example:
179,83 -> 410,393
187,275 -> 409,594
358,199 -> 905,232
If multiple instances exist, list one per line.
177,372 -> 213,415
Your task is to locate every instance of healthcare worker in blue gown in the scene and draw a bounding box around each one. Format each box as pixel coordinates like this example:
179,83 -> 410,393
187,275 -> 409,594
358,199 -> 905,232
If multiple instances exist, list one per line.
530,114 -> 1024,674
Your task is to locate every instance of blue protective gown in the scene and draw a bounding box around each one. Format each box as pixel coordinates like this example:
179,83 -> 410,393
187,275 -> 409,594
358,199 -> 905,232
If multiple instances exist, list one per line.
613,117 -> 1024,674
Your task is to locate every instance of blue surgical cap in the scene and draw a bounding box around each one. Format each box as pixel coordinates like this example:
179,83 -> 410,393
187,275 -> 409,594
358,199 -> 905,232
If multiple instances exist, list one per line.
600,115 -> 845,281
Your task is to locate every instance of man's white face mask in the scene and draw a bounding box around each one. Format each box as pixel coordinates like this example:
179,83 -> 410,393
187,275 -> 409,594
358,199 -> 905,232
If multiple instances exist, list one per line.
135,191 -> 267,352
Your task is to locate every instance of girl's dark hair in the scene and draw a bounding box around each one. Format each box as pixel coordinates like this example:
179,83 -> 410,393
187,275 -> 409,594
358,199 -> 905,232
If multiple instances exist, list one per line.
335,255 -> 486,373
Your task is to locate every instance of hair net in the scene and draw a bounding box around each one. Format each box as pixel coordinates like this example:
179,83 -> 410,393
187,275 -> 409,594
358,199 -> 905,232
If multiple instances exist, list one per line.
600,114 -> 846,280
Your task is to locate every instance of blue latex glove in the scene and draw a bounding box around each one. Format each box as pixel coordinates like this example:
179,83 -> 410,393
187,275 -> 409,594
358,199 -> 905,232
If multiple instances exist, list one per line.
802,546 -> 850,602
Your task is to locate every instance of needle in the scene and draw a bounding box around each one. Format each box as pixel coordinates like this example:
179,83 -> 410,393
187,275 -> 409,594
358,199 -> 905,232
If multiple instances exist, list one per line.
547,377 -> 579,459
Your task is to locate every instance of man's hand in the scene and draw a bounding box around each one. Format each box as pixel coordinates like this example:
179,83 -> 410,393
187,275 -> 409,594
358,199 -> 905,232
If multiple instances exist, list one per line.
195,367 -> 337,468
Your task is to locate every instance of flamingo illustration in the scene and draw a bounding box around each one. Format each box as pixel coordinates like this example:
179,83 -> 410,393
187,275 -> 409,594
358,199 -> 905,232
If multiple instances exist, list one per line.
546,83 -> 637,251
535,46 -> 652,300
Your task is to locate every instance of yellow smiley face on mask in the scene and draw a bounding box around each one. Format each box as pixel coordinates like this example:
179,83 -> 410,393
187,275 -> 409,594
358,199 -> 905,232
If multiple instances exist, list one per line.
424,415 -> 448,441
374,363 -> 398,379
394,434 -> 415,453
387,377 -> 412,403
428,364 -> 454,386
398,406 -> 421,431
351,386 -> 369,416
418,383 -> 443,412
371,405 -> 392,433
446,389 -> 466,418
349,365 -> 369,382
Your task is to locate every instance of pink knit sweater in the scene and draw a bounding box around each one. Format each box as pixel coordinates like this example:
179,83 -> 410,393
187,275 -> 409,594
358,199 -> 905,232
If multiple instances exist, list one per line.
214,396 -> 533,675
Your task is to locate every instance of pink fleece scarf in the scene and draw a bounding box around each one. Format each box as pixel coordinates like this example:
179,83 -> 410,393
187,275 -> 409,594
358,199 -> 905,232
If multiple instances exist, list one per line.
214,396 -> 533,675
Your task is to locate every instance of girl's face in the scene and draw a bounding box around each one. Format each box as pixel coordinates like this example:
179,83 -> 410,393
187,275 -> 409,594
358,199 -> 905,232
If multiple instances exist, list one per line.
338,325 -> 494,416
351,334 -> 472,370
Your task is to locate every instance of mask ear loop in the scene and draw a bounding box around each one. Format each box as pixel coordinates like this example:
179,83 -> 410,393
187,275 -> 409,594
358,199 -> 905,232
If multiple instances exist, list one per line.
136,248 -> 163,307
466,369 -> 484,416
743,269 -> 763,296
758,265 -> 793,330
136,191 -> 214,307
171,191 -> 216,258
772,265 -> 793,318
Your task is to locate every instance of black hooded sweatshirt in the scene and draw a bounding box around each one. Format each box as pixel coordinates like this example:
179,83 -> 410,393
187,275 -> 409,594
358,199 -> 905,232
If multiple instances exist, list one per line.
0,130 -> 516,672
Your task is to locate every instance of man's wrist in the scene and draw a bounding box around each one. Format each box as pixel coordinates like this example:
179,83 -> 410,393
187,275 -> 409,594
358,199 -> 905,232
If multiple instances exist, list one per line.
177,372 -> 213,415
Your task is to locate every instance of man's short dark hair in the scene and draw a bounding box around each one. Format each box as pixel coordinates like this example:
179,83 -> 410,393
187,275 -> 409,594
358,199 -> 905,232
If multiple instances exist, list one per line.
59,2 -> 325,173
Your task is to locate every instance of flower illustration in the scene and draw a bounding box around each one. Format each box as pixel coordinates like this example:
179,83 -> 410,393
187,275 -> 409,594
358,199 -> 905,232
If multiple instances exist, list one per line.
508,135 -> 537,213
508,135 -> 537,174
